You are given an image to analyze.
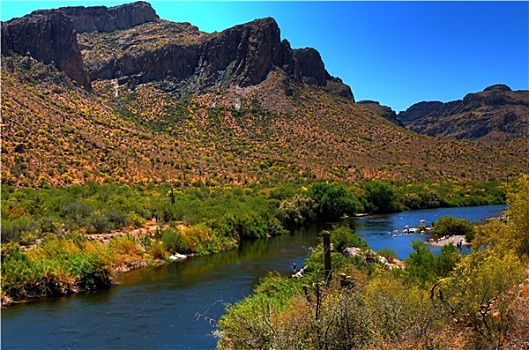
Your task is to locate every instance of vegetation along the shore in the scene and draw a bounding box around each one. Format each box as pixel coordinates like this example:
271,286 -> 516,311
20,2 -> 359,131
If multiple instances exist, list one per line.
0,179 -> 509,305
216,175 -> 529,350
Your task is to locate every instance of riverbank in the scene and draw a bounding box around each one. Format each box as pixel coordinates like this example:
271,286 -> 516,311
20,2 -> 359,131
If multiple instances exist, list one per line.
1,222 -> 193,308
426,234 -> 470,247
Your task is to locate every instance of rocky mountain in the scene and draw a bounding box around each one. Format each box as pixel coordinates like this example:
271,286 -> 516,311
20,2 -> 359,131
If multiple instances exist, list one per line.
1,2 -> 352,99
398,85 -> 529,141
2,2 -> 528,188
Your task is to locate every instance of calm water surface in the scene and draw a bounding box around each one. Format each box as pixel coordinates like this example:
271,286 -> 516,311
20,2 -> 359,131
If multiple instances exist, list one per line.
1,205 -> 505,350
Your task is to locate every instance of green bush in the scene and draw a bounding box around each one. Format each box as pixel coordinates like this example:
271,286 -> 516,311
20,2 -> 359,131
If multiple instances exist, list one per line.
1,216 -> 38,243
433,216 -> 475,240
104,208 -> 130,229
403,240 -> 461,288
330,225 -> 364,253
362,181 -> 400,214
37,215 -> 60,234
309,182 -> 362,220
88,212 -> 112,233
376,247 -> 398,261
60,200 -> 94,229
1,238 -> 113,300
148,240 -> 166,260
402,190 -> 444,210
277,194 -> 316,228
161,228 -> 188,254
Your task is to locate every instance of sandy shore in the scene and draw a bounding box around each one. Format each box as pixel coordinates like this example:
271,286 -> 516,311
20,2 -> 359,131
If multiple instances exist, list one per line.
426,235 -> 470,247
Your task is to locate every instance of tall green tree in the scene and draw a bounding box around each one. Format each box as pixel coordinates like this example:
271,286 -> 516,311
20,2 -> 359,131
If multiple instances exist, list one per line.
362,181 -> 400,214
308,182 -> 362,221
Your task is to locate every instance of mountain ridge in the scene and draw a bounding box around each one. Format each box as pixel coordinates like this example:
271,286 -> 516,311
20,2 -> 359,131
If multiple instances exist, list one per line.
361,84 -> 529,141
1,2 -> 528,188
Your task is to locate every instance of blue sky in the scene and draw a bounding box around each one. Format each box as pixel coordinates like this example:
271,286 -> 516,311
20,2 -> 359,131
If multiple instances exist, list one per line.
2,1 -> 528,112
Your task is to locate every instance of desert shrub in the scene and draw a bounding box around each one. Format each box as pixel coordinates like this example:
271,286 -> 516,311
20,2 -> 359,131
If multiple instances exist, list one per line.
37,215 -> 60,234
148,240 -> 166,260
277,194 -> 316,228
2,237 -> 113,300
436,249 -> 525,349
1,242 -> 37,298
402,190 -> 444,210
217,274 -> 306,349
376,247 -> 398,261
330,225 -> 358,253
128,211 -> 146,227
473,175 -> 529,258
108,235 -> 141,258
363,273 -> 435,346
104,208 -> 130,229
156,201 -> 179,223
66,251 -> 111,290
182,223 -> 235,255
60,199 -> 94,229
88,212 -> 112,233
1,216 -> 38,243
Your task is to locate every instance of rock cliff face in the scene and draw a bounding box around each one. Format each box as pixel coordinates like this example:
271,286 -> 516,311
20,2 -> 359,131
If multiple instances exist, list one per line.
293,48 -> 328,86
79,15 -> 353,98
1,10 -> 91,89
48,1 -> 159,33
1,1 -> 353,99
397,85 -> 529,140
1,1 -> 157,90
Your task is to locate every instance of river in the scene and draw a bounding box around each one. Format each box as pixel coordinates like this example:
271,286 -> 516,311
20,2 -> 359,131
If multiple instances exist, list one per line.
1,204 -> 506,349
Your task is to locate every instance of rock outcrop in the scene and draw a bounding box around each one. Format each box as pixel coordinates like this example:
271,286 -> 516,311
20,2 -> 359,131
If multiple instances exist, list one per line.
293,48 -> 328,86
195,17 -> 293,88
49,1 -> 159,33
1,10 -> 91,89
358,100 -> 402,126
1,1 -> 158,90
397,85 -> 529,140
